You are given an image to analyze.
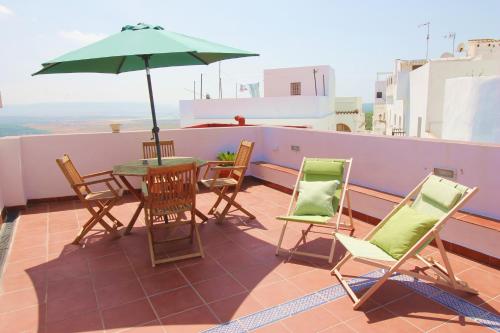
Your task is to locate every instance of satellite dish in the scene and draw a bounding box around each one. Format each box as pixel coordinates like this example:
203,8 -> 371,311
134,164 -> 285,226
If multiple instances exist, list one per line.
441,52 -> 453,58
456,42 -> 466,53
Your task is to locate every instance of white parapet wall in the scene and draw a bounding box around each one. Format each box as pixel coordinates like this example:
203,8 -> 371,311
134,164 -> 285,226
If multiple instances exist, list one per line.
180,96 -> 334,129
442,76 -> 500,144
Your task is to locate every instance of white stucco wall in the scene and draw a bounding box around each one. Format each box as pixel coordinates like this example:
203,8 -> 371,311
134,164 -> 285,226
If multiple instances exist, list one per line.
179,96 -> 335,129
424,58 -> 500,137
442,76 -> 500,143
264,65 -> 335,97
409,64 -> 430,137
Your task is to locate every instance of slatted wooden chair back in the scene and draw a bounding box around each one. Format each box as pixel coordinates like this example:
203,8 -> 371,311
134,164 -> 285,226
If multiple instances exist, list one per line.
144,163 -> 196,218
56,154 -> 88,196
230,140 -> 254,181
142,140 -> 176,159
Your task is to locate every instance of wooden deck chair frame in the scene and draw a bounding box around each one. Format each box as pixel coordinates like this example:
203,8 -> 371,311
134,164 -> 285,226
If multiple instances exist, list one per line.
142,140 -> 175,159
56,154 -> 124,244
201,140 -> 255,224
331,173 -> 479,310
143,162 -> 204,266
276,157 -> 354,263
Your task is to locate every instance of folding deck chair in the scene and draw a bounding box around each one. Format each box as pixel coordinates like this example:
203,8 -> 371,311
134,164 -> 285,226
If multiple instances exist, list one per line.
200,140 -> 255,224
276,157 -> 354,263
143,162 -> 204,266
142,140 -> 176,159
56,154 -> 124,244
332,173 -> 479,309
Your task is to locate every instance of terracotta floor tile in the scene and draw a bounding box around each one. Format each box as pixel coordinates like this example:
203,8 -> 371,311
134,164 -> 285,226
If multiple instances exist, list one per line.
319,323 -> 357,333
282,306 -> 340,333
321,296 -> 380,322
47,276 -> 93,302
46,286 -> 98,323
0,287 -> 42,313
250,280 -> 304,308
271,259 -> 317,278
180,257 -> 226,284
346,307 -> 421,333
0,269 -> 46,294
118,320 -> 164,333
149,286 -> 203,318
101,298 -> 157,330
45,309 -> 103,333
457,267 -> 500,298
160,305 -> 219,332
0,304 -> 45,333
193,274 -> 246,303
140,269 -> 187,296
92,264 -> 138,290
208,292 -> 263,322
288,268 -> 337,294
89,252 -> 131,273
231,263 -> 284,290
384,292 -> 457,331
96,279 -> 146,309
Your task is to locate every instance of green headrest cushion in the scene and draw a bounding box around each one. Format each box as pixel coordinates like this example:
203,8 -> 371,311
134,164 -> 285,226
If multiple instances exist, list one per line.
303,159 -> 344,177
421,177 -> 462,210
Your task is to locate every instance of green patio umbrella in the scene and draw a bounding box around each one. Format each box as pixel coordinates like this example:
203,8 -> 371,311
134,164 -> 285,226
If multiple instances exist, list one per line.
33,23 -> 258,164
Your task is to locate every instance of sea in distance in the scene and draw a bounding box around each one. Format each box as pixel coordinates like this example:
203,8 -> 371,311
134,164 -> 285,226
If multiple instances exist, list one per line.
0,102 -> 180,137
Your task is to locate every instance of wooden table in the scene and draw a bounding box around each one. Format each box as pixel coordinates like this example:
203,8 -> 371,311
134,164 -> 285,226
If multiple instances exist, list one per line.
113,157 -> 209,235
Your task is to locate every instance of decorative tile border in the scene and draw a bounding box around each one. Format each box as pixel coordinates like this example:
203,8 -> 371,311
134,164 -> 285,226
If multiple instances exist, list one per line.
202,269 -> 500,333
0,209 -> 20,279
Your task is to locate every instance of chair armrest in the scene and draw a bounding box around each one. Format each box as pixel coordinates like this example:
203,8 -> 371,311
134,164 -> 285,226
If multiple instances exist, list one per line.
205,160 -> 235,165
211,165 -> 246,171
73,178 -> 120,197
82,170 -> 113,178
202,161 -> 236,178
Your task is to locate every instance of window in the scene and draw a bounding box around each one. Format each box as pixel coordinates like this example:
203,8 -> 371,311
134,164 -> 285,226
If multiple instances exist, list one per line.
376,91 -> 383,98
290,82 -> 301,96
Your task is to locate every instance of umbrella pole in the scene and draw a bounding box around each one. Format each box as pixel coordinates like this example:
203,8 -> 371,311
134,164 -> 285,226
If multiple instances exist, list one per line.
142,55 -> 162,166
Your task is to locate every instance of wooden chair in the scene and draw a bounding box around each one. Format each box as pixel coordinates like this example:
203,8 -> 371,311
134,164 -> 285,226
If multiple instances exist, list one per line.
200,140 -> 255,224
142,140 -> 175,159
143,162 -> 204,266
331,174 -> 478,309
276,158 -> 354,263
56,154 -> 124,244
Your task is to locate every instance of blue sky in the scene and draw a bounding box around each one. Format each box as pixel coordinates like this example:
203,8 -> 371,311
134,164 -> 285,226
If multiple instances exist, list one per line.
0,0 -> 499,107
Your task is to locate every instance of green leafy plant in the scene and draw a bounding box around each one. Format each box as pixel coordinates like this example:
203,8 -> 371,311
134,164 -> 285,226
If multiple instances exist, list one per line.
216,151 -> 236,165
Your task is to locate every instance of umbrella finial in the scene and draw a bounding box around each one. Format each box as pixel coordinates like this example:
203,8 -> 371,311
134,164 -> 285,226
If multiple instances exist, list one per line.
121,23 -> 164,32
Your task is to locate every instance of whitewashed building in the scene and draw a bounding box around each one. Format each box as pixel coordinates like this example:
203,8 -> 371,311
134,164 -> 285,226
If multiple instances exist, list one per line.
375,38 -> 500,143
180,65 -> 364,132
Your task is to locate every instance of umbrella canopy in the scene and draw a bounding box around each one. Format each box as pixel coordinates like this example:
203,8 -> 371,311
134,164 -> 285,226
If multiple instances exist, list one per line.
33,23 -> 258,164
34,23 -> 258,75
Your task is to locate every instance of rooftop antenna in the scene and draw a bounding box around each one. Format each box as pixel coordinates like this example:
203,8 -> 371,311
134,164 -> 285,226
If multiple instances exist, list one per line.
418,22 -> 430,59
443,32 -> 456,55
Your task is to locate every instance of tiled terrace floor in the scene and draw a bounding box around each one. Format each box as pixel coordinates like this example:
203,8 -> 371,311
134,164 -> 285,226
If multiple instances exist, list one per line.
0,180 -> 498,332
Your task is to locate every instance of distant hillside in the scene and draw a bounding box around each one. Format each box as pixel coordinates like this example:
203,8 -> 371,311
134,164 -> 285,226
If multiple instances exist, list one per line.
0,102 -> 179,119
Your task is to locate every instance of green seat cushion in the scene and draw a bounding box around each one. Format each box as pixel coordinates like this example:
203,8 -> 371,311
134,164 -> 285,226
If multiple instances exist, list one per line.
276,215 -> 331,224
293,180 -> 339,216
369,205 -> 438,260
335,233 -> 396,262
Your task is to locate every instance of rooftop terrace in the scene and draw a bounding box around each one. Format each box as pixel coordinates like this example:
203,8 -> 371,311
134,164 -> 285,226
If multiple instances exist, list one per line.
0,126 -> 499,332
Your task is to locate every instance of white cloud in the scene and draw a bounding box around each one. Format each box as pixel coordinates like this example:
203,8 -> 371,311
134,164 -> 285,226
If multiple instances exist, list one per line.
0,4 -> 14,15
58,30 -> 107,45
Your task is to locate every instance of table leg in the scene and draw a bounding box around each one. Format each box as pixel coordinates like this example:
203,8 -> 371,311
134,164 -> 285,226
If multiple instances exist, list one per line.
119,175 -> 144,235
